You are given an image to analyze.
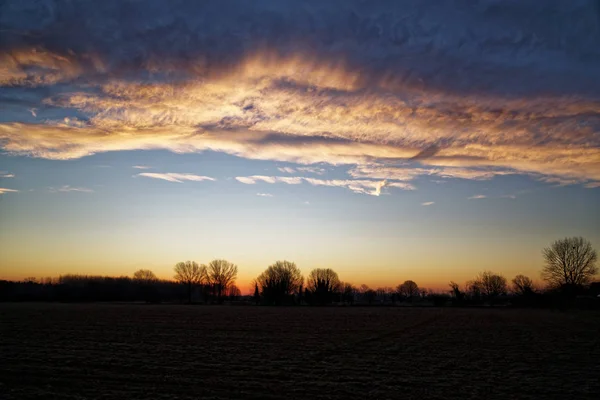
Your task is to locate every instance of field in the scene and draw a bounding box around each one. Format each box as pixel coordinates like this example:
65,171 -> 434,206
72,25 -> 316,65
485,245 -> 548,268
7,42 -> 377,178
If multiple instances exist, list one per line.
1,304 -> 599,399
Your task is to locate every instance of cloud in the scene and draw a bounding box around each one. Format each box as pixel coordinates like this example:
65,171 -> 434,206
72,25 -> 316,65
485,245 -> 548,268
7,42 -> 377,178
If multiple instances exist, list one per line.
0,0 -> 599,191
0,172 -> 15,178
132,165 -> 151,170
277,167 -> 296,174
468,195 -> 487,200
421,202 -> 435,206
278,165 -> 326,176
137,173 -> 215,183
256,193 -> 273,197
236,175 -> 413,196
0,188 -> 19,194
349,165 -> 517,184
536,176 -> 582,186
49,185 -> 94,193
297,166 -> 326,175
410,145 -> 440,161
235,175 -> 303,185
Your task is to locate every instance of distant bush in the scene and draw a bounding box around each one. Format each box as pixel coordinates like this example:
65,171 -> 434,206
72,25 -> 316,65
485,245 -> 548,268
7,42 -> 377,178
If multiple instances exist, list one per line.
0,275 -> 184,303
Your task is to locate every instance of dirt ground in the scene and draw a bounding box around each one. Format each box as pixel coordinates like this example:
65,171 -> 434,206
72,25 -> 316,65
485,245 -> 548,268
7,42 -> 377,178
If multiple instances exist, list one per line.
1,304 -> 598,399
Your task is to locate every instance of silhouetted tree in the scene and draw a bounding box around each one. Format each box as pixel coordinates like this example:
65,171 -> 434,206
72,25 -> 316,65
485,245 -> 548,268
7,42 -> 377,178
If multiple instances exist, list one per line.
472,271 -> 507,304
397,280 -> 419,300
427,291 -> 451,306
342,283 -> 355,305
132,269 -> 159,302
364,289 -> 377,305
228,284 -> 241,300
256,260 -> 303,305
307,268 -> 341,305
542,237 -> 598,288
449,281 -> 464,304
207,259 -> 238,303
174,261 -> 206,303
297,284 -> 304,304
253,282 -> 260,305
512,274 -> 535,296
466,278 -> 483,302
133,269 -> 158,283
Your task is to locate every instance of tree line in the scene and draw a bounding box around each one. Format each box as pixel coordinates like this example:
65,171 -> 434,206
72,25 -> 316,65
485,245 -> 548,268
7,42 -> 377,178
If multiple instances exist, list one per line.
1,236 -> 598,307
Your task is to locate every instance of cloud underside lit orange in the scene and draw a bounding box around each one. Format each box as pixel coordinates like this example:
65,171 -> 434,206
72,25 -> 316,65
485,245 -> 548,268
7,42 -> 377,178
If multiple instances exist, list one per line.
1,49 -> 599,190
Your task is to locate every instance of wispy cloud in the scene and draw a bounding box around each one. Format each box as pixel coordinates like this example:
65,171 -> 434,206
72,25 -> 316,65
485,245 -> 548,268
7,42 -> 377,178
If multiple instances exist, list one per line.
132,165 -> 151,170
584,182 -> 600,189
235,176 -> 303,185
468,195 -> 487,200
277,167 -> 296,174
137,172 -> 215,183
349,165 -> 515,182
278,166 -> 326,175
297,166 -> 326,175
421,202 -> 435,206
256,193 -> 273,197
49,185 -> 94,193
236,175 -> 413,196
537,176 -> 582,186
0,172 -> 15,178
0,188 -> 19,194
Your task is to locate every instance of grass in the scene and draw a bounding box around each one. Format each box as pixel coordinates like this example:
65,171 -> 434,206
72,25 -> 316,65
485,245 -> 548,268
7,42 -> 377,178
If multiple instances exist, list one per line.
1,304 -> 599,399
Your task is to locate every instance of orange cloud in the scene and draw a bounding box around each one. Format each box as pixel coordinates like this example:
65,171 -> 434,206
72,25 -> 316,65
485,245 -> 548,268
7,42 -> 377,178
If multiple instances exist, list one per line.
0,49 -> 599,189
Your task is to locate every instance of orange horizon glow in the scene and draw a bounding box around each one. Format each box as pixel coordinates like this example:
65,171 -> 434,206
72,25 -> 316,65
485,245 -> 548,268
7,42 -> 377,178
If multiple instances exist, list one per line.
2,2 -> 599,296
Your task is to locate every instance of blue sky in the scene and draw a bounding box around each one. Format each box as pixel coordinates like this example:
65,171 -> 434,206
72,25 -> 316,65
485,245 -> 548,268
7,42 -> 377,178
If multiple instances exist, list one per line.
2,149 -> 598,288
1,0 -> 599,289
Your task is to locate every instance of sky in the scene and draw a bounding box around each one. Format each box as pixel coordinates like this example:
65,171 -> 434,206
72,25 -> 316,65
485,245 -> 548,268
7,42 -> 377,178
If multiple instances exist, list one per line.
1,0 -> 599,292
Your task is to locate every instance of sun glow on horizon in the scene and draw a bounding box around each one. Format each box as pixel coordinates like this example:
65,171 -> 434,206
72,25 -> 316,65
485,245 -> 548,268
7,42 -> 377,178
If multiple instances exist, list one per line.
1,0 -> 599,289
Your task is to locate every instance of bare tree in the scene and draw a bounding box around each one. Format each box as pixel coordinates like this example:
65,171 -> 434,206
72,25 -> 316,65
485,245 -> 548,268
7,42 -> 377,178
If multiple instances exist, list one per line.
449,281 -> 464,303
397,280 -> 419,299
133,269 -> 158,283
341,282 -> 356,304
364,289 -> 377,305
359,284 -> 370,294
512,274 -> 535,296
256,260 -> 303,305
253,282 -> 260,305
228,284 -> 241,299
471,271 -> 507,303
206,259 -> 238,303
542,237 -> 598,288
174,261 -> 206,303
307,268 -> 341,305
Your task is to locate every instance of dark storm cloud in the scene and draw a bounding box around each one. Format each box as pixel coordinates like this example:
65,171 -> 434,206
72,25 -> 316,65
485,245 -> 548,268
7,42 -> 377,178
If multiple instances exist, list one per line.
2,0 -> 600,96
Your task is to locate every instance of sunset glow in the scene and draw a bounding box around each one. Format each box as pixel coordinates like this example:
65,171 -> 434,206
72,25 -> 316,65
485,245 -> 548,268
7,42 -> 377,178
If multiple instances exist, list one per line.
1,0 -> 599,292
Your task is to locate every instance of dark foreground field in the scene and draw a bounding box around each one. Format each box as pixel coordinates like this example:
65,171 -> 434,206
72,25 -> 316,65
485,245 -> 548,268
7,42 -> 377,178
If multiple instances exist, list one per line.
1,304 -> 599,399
